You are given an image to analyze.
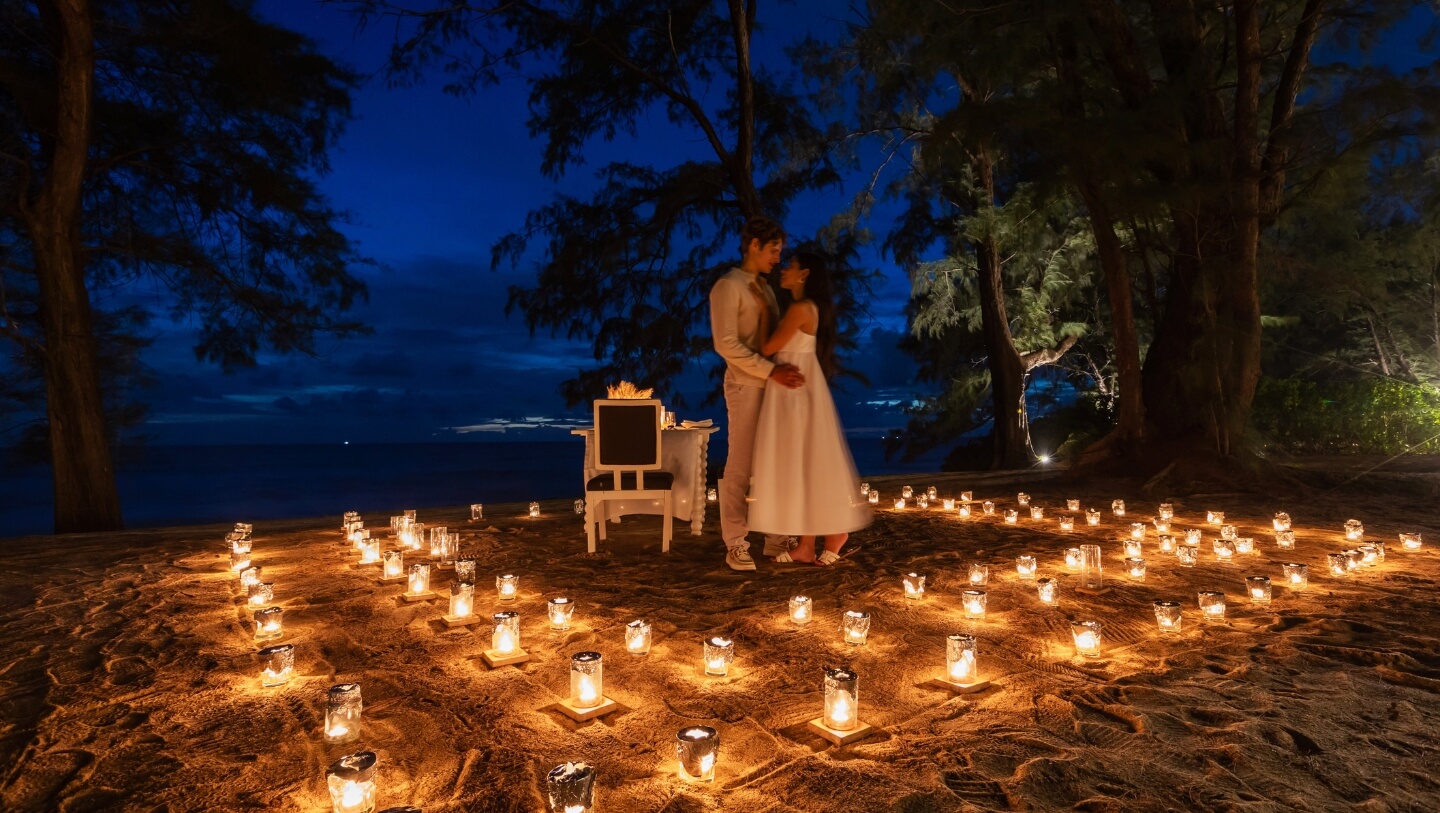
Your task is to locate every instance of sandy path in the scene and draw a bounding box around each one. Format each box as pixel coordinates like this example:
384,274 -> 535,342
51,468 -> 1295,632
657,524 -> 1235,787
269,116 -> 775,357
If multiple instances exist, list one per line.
1,471 -> 1438,812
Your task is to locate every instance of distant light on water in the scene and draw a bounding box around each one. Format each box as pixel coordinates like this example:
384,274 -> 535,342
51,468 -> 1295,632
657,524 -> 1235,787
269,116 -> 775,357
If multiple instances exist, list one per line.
1038,454 -> 1050,464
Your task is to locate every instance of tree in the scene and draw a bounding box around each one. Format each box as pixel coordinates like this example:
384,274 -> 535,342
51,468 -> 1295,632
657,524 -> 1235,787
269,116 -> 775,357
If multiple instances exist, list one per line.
1,0 -> 367,532
341,0 -> 877,405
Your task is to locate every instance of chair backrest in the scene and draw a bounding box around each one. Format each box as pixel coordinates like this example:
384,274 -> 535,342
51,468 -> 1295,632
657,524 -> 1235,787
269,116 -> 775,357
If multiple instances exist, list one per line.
593,399 -> 663,474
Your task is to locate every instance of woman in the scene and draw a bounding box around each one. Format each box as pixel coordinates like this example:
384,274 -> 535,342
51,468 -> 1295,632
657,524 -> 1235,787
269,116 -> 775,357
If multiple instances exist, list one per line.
747,252 -> 871,565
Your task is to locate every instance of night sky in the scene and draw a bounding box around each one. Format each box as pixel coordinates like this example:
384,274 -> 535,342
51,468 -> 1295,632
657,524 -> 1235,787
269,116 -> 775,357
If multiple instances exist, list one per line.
123,0 -> 920,447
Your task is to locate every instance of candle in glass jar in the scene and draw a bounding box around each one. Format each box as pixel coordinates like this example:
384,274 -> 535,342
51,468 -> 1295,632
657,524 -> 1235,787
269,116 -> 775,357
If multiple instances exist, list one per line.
1207,510 -> 1224,525
326,751 -> 378,813
449,583 -> 474,619
470,503 -> 484,521
1157,535 -> 1176,554
860,482 -> 869,496
1071,621 -> 1102,657
1246,576 -> 1272,604
945,633 -> 979,683
1283,562 -> 1308,589
1153,600 -> 1182,633
942,498 -> 956,511
960,491 -> 973,502
254,607 -> 284,641
1220,524 -> 1238,541
1400,532 -> 1423,550
229,532 -> 252,556
903,572 -> 926,599
676,726 -> 719,782
1327,552 -> 1349,576
1153,517 -> 1171,534
704,636 -> 735,675
1036,578 -> 1058,605
496,573 -> 519,602
707,488 -> 719,503
1185,528 -> 1203,546
528,502 -> 541,518
454,558 -> 476,585
1344,519 -> 1363,541
1030,505 -> 1044,520
1358,544 -> 1378,566
1004,509 -> 1018,524
406,563 -> 431,597
1015,555 -> 1036,579
240,565 -> 261,590
259,643 -> 294,686
958,503 -> 972,517
926,486 -> 938,501
1235,537 -> 1255,555
1273,512 -> 1291,531
867,490 -> 880,505
1213,538 -> 1236,560
569,652 -> 604,709
381,550 -> 404,580
1123,539 -> 1143,558
1112,500 -> 1125,517
1177,546 -> 1198,567
626,619 -> 652,655
1067,499 -> 1080,511
917,496 -> 930,510
982,500 -> 995,515
1064,547 -> 1081,569
961,590 -> 987,619
1125,558 -> 1146,580
1276,530 -> 1295,549
248,581 -> 274,607
968,564 -> 988,586
893,498 -> 906,510
545,762 -> 595,813
1059,515 -> 1074,531
547,597 -> 575,630
842,611 -> 871,645
1086,509 -> 1101,526
1016,492 -> 1030,506
822,667 -> 860,731
1158,503 -> 1174,521
491,611 -> 520,655
1130,522 -> 1146,540
230,551 -> 252,572
1198,590 -> 1226,621
902,486 -> 914,499
324,683 -> 362,744
358,537 -> 380,565
789,595 -> 812,625
1344,549 -> 1363,570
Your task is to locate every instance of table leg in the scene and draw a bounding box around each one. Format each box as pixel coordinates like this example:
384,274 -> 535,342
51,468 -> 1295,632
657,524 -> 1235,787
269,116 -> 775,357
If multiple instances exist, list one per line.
691,434 -> 709,536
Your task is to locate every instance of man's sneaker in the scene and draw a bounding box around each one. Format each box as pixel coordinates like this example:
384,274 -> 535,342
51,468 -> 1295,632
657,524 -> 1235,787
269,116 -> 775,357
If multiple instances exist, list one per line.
726,546 -> 757,571
762,536 -> 797,557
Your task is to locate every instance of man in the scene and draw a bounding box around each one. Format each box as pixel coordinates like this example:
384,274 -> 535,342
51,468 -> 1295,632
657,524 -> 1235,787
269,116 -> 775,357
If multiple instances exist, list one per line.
709,216 -> 805,571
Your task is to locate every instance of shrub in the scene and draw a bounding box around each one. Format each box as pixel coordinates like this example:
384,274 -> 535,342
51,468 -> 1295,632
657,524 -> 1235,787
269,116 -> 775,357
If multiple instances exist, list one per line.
1249,377 -> 1440,454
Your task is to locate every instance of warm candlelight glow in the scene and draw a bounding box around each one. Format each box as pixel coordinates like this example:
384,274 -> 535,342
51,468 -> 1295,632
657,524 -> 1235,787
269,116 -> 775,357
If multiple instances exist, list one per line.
1153,517 -> 1170,534
1344,519 -> 1364,542
230,551 -> 252,573
968,564 -> 988,586
1030,505 -> 1044,520
1015,555 -> 1036,579
704,636 -> 734,675
1358,544 -> 1378,566
240,565 -> 261,590
1086,509 -> 1101,526
1064,547 -> 1081,569
1059,515 -> 1074,531
1016,492 -> 1030,506
1220,524 -> 1238,541
917,496 -> 930,509
1246,576 -> 1272,603
1276,530 -> 1295,549
247,581 -> 273,608
1154,600 -> 1182,633
358,537 -> 380,564
259,643 -> 293,687
1236,537 -> 1255,555
1158,535 -> 1176,554
823,667 -> 859,731
569,652 -> 603,709
961,590 -> 987,619
676,726 -> 719,782
1126,558 -> 1146,580
1067,499 -> 1080,511
1213,538 -> 1235,560
529,501 -> 541,518
1003,509 -> 1017,524
1079,544 -> 1103,591
1198,590 -> 1226,620
942,498 -> 956,511
1327,553 -> 1349,576
1111,500 -> 1125,517
1123,539 -> 1143,558
254,607 -> 283,641
548,597 -> 575,630
626,619 -> 652,654
449,583 -> 474,619
868,490 -> 880,506
1130,522 -> 1146,540
1158,503 -> 1174,521
324,683 -> 362,744
789,595 -> 812,625
1071,621 -> 1101,657
496,573 -> 519,601
1344,549 -> 1363,570
1036,578 -> 1058,605
860,482 -> 869,495
1283,563 -> 1308,588
326,751 -> 378,813
1273,512 -> 1291,531
894,498 -> 906,510
959,503 -> 972,517
902,485 -> 913,499
1185,528 -> 1202,546
382,550 -> 403,580
926,486 -> 938,501
960,491 -> 973,502
982,500 -> 995,515
492,611 -> 519,654
946,633 -> 978,682
903,573 -> 926,599
406,563 -> 431,597
1400,532 -> 1423,550
842,611 -> 871,645
707,487 -> 719,503
1207,510 -> 1224,525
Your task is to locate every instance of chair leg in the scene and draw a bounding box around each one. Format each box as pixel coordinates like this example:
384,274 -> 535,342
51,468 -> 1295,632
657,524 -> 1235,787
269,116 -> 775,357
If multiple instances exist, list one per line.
585,498 -> 597,554
662,491 -> 673,553
597,499 -> 608,541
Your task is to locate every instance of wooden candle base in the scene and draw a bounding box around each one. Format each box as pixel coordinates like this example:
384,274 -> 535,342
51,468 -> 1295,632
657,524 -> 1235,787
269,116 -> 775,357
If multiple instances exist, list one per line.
926,677 -> 992,694
557,696 -> 618,721
401,591 -> 437,603
481,648 -> 530,667
442,613 -> 482,628
377,575 -> 405,584
806,717 -> 874,746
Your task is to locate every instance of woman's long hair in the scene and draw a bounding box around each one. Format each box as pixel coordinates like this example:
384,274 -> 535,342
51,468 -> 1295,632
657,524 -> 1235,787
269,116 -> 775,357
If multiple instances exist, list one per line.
793,251 -> 838,381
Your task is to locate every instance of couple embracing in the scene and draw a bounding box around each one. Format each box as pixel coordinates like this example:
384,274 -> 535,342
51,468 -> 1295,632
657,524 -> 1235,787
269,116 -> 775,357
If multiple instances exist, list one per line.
709,216 -> 872,572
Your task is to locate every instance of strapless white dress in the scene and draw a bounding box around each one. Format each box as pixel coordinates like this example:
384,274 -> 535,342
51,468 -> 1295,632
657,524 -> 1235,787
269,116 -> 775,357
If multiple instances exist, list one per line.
748,323 -> 871,536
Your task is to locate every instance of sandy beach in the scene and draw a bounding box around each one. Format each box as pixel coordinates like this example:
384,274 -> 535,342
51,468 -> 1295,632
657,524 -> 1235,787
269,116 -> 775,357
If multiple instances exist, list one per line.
2,466 -> 1438,812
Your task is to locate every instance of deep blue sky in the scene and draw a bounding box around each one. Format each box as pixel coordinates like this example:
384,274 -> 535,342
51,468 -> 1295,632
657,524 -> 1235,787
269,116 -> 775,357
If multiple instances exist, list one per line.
124,0 -> 921,446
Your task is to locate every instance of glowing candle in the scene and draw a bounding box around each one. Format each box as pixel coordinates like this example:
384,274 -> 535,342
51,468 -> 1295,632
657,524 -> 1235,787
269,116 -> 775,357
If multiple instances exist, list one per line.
822,667 -> 859,731
842,610 -> 871,645
1071,621 -> 1102,657
1066,499 -> 1080,511
1086,509 -> 1101,526
351,528 -> 369,549
789,595 -> 812,625
676,726 -> 719,782
1111,500 -> 1125,517
259,643 -> 294,686
230,551 -> 252,572
358,537 -> 380,565
707,488 -> 719,503
546,762 -> 595,813
860,482 -> 870,495
574,498 -> 585,515
1030,505 -> 1045,520
1015,555 -> 1037,579
1283,562 -> 1308,589
253,607 -> 284,641
903,572 -> 926,599
470,503 -> 484,521
1372,540 -> 1386,562
942,498 -> 956,511
1273,512 -> 1291,532
1004,509 -> 1018,524
1016,492 -> 1030,506
1059,515 -> 1074,531
968,564 -> 989,586
428,526 -> 447,558
1157,535 -> 1176,554
926,486 -> 938,500
529,502 -> 541,518
381,550 -> 403,580
1064,547 -> 1081,569
1158,503 -> 1174,521
1123,539 -> 1143,558
1327,553 -> 1349,576
248,581 -> 274,608
547,597 -> 575,630
1358,544 -> 1378,566
867,491 -> 880,506
1153,517 -> 1170,534
1125,558 -> 1146,580
1036,578 -> 1058,605
960,491 -> 973,502
962,590 -> 987,619
240,565 -> 261,590
1177,546 -> 1198,567
1153,600 -> 1182,633
496,573 -> 519,601
1400,532 -> 1422,550
1220,524 -> 1238,542
1198,590 -> 1226,621
229,532 -> 251,556
958,503 -> 972,517
1235,537 -> 1255,555
449,583 -> 474,619
1344,519 -> 1363,542
626,619 -> 652,654
1079,544 -> 1103,591
704,636 -> 734,675
946,633 -> 978,682
1344,549 -> 1363,570
1213,538 -> 1236,560
403,510 -> 416,522
324,683 -> 362,744
454,557 -> 476,585
1246,575 -> 1272,604
326,751 -> 377,813
1207,510 -> 1224,525
1130,522 -> 1146,541
492,611 -> 520,654
569,651 -> 603,709
1185,528 -> 1202,546
917,496 -> 930,509
894,498 -> 906,510
902,486 -> 914,499
1276,530 -> 1295,549
982,500 -> 995,516
406,563 -> 431,597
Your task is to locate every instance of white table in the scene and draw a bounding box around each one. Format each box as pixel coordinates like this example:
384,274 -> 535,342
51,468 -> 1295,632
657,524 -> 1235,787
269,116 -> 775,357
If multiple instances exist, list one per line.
572,425 -> 718,536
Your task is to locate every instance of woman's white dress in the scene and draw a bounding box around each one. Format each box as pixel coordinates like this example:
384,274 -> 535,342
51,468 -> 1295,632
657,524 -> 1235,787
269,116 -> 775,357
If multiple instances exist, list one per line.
748,309 -> 871,536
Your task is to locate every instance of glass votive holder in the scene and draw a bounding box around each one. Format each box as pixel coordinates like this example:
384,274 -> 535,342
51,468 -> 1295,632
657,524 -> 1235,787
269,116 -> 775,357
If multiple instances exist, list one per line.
496,573 -> 519,602
942,498 -> 956,511
1015,555 -> 1037,579
470,503 -> 484,521
240,565 -> 261,590
381,550 -> 404,580
1220,524 -> 1238,541
789,595 -> 812,625
491,611 -> 520,654
1185,528 -> 1203,546
1130,522 -> 1146,540
926,486 -> 938,500
1157,535 -> 1176,555
545,762 -> 595,813
248,581 -> 274,607
1207,510 -> 1224,525
1213,538 -> 1236,560
569,652 -> 603,708
917,496 -> 930,510
1158,503 -> 1174,521
958,503 -> 972,517
1177,546 -> 1198,567
704,636 -> 735,675
358,537 -> 380,565
1112,499 -> 1125,516
1344,549 -> 1363,570
454,558 -> 476,585
1066,499 -> 1080,511
868,491 -> 880,506
676,726 -> 719,782
1030,506 -> 1045,520
961,490 -> 973,502
968,564 -> 988,586
230,551 -> 252,572
574,498 -> 585,515
1004,509 -> 1018,524
625,619 -> 652,655
259,643 -> 294,686
1153,600 -> 1183,633
1079,544 -> 1104,591
860,482 -> 870,495
1372,540 -> 1386,562
326,751 -> 378,813
1246,576 -> 1272,604
1017,492 -> 1030,506
528,502 -> 541,518
1086,509 -> 1101,526
707,487 -> 719,503
449,582 -> 474,619
1064,547 -> 1082,569
1123,539 -> 1143,558
961,590 -> 987,619
1358,544 -> 1378,566
1125,558 -> 1146,580
1276,530 -> 1296,549
903,572 -> 926,599
1071,621 -> 1102,657
1273,512 -> 1291,531
823,667 -> 860,731
1153,518 -> 1171,534
902,485 -> 914,499
324,683 -> 362,744
1198,590 -> 1226,621
234,521 -> 253,537
427,525 -> 449,558
842,611 -> 871,645
547,597 -> 575,630
1235,537 -> 1255,555
1344,519 -> 1364,541
1059,515 -> 1074,531
406,563 -> 431,597
982,500 -> 995,515
254,607 -> 284,641
1036,578 -> 1059,605
1400,532 -> 1423,550
894,498 -> 906,510
229,532 -> 252,556
1283,562 -> 1308,589
1327,553 -> 1349,576
944,633 -> 980,684
403,509 -> 416,522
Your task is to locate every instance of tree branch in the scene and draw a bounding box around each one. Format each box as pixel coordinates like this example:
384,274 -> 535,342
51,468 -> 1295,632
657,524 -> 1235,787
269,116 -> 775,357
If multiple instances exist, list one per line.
1021,333 -> 1080,371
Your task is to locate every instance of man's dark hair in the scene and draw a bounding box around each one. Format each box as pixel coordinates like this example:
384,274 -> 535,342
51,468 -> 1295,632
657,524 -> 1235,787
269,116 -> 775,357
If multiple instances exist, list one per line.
739,216 -> 785,255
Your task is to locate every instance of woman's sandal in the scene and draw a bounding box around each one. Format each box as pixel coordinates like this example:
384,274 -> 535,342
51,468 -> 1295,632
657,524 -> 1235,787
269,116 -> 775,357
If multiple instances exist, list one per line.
815,546 -> 861,567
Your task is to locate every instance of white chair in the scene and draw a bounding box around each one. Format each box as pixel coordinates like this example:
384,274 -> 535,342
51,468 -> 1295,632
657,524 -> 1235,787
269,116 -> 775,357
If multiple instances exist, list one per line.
584,399 -> 674,553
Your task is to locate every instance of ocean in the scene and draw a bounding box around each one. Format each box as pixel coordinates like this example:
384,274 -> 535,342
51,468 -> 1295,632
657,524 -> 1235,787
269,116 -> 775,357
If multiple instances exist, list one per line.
0,438 -> 950,536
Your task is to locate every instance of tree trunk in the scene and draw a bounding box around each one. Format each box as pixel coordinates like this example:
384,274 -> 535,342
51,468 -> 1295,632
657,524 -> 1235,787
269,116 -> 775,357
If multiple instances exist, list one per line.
1079,184 -> 1145,448
29,0 -> 123,533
